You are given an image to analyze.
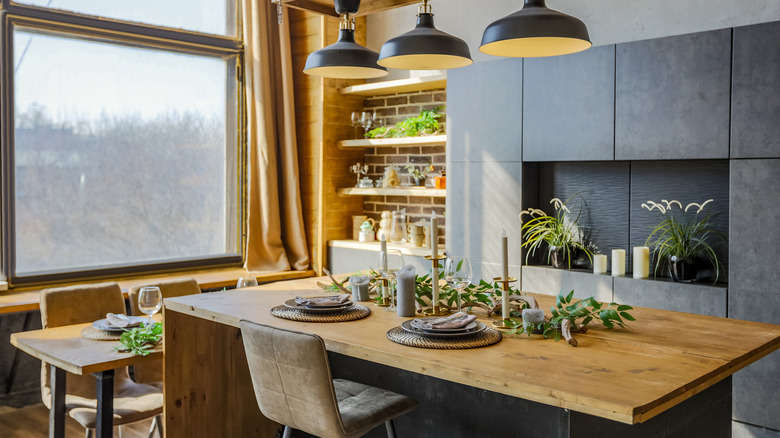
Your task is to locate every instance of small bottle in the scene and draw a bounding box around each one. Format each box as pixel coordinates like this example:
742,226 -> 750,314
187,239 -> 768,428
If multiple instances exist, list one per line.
435,169 -> 446,189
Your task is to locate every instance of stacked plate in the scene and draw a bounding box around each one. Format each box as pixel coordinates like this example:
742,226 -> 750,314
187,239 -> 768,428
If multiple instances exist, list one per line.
283,297 -> 355,313
401,317 -> 487,338
92,316 -> 147,332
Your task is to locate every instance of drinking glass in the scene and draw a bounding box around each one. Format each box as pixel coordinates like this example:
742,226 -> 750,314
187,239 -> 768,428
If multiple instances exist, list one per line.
378,249 -> 404,311
137,286 -> 162,326
444,257 -> 473,313
361,111 -> 375,134
351,111 -> 362,138
237,277 -> 258,289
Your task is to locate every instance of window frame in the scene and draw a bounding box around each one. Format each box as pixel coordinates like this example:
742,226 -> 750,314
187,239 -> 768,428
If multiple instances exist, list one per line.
0,1 -> 247,286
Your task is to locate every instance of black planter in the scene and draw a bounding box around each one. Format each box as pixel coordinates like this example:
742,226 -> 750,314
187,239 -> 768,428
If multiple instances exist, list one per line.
549,246 -> 567,269
669,255 -> 698,282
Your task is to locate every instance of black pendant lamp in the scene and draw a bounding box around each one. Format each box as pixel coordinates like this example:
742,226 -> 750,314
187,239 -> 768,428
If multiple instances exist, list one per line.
303,0 -> 387,79
378,0 -> 472,70
480,0 -> 591,58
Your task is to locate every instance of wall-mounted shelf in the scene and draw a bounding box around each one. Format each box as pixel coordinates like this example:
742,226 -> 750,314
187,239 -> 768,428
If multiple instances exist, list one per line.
340,74 -> 447,96
329,239 -> 443,258
338,187 -> 446,197
272,0 -> 419,17
338,135 -> 447,149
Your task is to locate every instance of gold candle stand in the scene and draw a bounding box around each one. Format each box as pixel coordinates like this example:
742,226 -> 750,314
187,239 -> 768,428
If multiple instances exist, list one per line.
492,276 -> 517,328
375,277 -> 391,307
422,255 -> 450,316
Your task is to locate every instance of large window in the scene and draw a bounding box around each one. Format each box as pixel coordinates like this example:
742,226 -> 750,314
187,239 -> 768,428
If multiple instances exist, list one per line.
1,1 -> 244,284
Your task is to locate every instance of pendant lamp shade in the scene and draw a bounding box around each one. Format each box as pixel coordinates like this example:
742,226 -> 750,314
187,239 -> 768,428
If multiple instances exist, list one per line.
378,7 -> 472,70
304,28 -> 388,79
480,0 -> 591,58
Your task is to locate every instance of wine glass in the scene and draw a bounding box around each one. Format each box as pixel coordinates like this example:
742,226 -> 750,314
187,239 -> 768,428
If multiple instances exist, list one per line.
137,286 -> 162,327
361,111 -> 376,134
444,257 -> 473,313
237,277 -> 258,289
378,249 -> 404,311
351,111 -> 362,138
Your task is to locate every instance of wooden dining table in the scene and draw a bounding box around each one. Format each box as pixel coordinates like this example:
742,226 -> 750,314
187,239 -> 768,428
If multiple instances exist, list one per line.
161,276 -> 780,437
10,320 -> 162,438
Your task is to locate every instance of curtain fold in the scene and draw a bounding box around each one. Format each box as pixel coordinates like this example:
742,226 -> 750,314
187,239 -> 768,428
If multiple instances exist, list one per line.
242,2 -> 310,272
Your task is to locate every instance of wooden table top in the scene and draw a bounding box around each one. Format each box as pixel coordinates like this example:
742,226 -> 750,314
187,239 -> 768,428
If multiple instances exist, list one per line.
10,321 -> 162,375
164,276 -> 780,425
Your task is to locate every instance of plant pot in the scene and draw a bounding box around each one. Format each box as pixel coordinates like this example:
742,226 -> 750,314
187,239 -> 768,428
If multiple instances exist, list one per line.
412,177 -> 424,186
549,246 -> 567,269
571,247 -> 590,269
669,255 -> 698,282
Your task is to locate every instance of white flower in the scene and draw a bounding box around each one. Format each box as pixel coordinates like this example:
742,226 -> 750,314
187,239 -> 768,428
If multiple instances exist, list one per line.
550,198 -> 570,213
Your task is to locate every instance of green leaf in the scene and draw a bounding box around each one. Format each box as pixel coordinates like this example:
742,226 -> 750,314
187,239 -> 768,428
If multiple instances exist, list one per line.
566,290 -> 575,302
620,312 -> 636,321
616,305 -> 633,311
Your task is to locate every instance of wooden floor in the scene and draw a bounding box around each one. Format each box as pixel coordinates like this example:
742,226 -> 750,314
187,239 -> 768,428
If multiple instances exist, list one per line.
0,404 -> 154,438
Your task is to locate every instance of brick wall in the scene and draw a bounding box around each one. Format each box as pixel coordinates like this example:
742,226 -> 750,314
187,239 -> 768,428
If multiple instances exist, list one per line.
359,88 -> 446,244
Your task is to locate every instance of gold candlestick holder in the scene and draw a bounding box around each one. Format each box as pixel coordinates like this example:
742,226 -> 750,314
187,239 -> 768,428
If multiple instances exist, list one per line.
375,277 -> 391,307
492,276 -> 517,328
422,255 -> 450,316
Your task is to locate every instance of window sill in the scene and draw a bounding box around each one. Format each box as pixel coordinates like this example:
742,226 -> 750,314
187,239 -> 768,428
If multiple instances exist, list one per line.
0,267 -> 315,315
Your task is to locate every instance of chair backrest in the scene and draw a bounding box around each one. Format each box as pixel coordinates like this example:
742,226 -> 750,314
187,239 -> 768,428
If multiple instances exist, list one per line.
239,320 -> 346,438
128,278 -> 201,384
127,278 -> 201,317
39,282 -> 129,401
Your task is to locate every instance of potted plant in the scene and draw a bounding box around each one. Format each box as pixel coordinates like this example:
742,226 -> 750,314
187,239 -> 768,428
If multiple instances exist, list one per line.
519,196 -> 592,269
404,165 -> 430,186
642,199 -> 727,283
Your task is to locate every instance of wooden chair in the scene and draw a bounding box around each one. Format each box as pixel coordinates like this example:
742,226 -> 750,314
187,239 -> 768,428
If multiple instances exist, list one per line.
39,282 -> 163,438
239,320 -> 418,438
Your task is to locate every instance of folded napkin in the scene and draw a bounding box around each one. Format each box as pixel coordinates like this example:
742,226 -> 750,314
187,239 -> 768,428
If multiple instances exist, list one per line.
295,294 -> 351,307
411,312 -> 477,330
106,313 -> 134,328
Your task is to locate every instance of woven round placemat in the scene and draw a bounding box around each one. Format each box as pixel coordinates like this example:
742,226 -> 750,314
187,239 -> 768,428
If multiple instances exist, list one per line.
270,305 -> 371,322
386,326 -> 502,349
81,326 -> 122,341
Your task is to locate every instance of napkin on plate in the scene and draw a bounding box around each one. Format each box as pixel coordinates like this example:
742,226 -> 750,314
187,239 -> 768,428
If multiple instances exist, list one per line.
106,313 -> 135,328
411,311 -> 476,330
295,294 -> 351,307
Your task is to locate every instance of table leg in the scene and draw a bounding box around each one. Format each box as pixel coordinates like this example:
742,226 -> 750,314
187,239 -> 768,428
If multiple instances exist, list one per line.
93,369 -> 114,438
49,365 -> 66,438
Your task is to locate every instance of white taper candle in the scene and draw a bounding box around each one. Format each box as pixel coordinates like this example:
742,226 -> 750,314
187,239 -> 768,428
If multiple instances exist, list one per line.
501,230 -> 509,320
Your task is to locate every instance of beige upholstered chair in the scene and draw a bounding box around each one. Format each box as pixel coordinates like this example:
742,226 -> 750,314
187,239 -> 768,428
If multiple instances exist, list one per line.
128,278 -> 201,388
240,320 -> 418,438
39,282 -> 163,438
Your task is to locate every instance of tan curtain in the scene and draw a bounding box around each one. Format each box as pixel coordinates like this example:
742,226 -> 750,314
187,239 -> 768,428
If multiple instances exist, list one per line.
242,1 -> 309,272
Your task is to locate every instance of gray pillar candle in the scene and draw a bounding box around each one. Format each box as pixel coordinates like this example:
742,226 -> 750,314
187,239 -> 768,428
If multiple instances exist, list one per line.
396,265 -> 417,317
348,276 -> 370,302
522,308 -> 546,324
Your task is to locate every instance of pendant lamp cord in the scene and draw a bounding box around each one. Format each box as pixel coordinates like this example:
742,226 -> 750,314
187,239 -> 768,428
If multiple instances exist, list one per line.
419,0 -> 431,15
340,12 -> 355,31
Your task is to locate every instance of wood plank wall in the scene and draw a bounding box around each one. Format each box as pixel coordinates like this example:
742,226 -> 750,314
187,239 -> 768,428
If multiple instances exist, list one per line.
289,10 -> 365,275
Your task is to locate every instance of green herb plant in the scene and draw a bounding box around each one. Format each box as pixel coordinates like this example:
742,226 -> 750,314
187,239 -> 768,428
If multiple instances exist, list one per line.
365,107 -> 443,138
413,264 -> 522,312
519,194 -> 592,269
642,199 -> 726,282
116,323 -> 162,356
503,291 -> 635,341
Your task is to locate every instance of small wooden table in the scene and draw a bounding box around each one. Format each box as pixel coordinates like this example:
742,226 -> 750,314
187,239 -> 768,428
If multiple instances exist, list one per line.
10,322 -> 162,438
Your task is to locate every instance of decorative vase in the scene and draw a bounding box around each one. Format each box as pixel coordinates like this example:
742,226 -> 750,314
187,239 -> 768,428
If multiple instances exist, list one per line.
549,246 -> 567,269
669,255 -> 698,282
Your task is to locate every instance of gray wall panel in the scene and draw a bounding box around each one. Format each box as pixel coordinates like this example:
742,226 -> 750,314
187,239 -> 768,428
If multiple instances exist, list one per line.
521,265 -> 613,302
446,161 -> 523,283
523,45 -> 615,162
615,29 -> 731,160
327,247 -> 429,277
613,277 -> 727,317
729,159 -> 780,431
447,58 -> 523,163
732,21 -> 780,158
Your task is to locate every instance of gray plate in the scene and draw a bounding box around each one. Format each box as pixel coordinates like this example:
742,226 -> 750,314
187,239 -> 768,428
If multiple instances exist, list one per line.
92,316 -> 147,332
283,299 -> 354,313
401,320 -> 487,338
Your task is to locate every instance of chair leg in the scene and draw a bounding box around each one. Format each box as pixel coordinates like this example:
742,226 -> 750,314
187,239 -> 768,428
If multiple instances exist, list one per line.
149,414 -> 164,438
282,425 -> 293,438
385,419 -> 396,438
85,429 -> 94,438
118,425 -> 125,438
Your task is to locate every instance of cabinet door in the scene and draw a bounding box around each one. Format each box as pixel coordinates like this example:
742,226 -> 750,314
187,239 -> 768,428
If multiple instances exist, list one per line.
732,21 -> 780,158
523,45 -> 615,162
615,29 -> 731,160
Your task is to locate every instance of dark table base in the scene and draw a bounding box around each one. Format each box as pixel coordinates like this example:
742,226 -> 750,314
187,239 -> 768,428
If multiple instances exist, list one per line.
303,353 -> 732,438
